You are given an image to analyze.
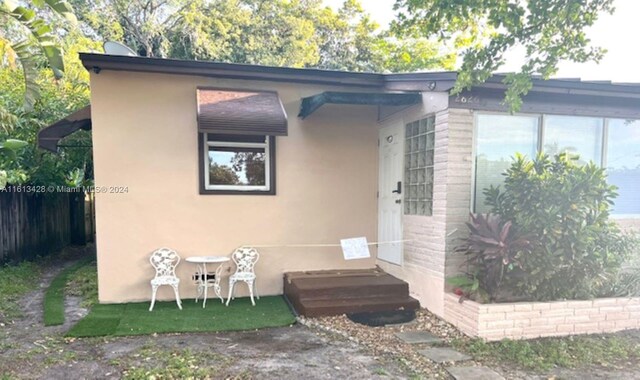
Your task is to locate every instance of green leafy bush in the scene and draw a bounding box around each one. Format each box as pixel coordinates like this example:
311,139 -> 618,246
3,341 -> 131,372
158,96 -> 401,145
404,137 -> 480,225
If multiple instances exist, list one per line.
479,153 -> 637,301
611,249 -> 640,297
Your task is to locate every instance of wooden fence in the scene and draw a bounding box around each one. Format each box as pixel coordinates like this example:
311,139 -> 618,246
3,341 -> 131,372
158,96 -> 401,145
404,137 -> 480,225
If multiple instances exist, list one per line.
0,191 -> 91,263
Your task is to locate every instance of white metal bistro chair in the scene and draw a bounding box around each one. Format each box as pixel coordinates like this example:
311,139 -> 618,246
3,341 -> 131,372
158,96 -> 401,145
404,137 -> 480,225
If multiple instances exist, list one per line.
149,247 -> 183,311
226,247 -> 260,306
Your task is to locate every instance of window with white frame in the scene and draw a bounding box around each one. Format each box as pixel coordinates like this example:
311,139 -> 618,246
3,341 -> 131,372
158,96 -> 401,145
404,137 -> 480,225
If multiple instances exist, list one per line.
474,114 -> 640,216
202,134 -> 275,194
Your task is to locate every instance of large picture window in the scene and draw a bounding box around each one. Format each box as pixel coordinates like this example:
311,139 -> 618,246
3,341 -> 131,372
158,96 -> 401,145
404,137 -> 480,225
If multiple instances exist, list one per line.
543,115 -> 603,165
474,114 -> 539,213
404,116 -> 435,216
200,134 -> 275,194
607,119 -> 640,215
474,113 -> 640,216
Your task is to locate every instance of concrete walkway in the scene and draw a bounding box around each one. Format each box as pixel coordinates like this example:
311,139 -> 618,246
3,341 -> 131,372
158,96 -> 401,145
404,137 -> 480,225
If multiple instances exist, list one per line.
395,330 -> 505,379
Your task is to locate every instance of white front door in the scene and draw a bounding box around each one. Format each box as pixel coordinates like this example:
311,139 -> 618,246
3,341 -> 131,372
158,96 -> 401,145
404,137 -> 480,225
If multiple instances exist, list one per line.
378,122 -> 404,265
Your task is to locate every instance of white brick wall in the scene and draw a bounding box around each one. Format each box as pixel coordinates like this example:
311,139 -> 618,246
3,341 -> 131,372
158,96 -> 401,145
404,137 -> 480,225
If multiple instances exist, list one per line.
385,105 -> 640,322
438,109 -> 640,339
443,109 -> 474,277
445,293 -> 640,341
381,108 -> 478,317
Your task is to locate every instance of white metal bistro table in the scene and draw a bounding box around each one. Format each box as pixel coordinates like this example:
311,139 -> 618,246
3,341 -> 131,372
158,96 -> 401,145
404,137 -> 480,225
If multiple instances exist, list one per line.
185,256 -> 230,308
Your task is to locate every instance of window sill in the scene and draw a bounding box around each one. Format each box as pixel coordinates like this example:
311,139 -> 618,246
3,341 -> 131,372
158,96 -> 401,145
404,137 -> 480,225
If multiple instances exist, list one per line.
200,188 -> 275,195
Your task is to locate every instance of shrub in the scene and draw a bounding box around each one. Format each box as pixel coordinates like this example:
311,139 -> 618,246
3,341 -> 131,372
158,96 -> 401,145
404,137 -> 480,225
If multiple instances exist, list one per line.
481,153 -> 636,301
450,213 -> 532,301
611,247 -> 640,297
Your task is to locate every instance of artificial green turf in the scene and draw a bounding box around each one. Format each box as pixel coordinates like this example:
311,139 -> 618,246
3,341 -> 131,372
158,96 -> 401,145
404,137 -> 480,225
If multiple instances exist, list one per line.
66,296 -> 296,337
43,257 -> 94,326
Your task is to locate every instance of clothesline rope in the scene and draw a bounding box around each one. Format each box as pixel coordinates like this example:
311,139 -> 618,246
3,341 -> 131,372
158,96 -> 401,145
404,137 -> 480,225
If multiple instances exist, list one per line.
240,239 -> 413,249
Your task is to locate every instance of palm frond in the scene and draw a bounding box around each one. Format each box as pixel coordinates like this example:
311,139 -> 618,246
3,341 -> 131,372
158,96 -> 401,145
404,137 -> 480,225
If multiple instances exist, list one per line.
41,0 -> 77,24
9,39 -> 41,110
6,3 -> 65,78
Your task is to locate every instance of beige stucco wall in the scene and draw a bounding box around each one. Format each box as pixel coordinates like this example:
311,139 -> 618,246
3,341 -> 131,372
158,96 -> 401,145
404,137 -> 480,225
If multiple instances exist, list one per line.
90,70 -> 381,303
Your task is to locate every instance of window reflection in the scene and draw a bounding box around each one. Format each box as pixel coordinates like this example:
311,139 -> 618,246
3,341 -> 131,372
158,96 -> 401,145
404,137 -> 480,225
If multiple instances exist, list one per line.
607,119 -> 640,215
474,115 -> 539,213
543,115 -> 603,165
208,147 -> 266,186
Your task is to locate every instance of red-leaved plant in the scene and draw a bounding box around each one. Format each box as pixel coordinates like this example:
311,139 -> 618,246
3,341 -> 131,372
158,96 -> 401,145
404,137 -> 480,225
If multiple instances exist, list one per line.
449,213 -> 532,302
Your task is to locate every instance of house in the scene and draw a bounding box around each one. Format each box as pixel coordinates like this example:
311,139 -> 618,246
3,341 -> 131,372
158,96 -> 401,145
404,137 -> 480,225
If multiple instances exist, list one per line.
39,53 -> 640,321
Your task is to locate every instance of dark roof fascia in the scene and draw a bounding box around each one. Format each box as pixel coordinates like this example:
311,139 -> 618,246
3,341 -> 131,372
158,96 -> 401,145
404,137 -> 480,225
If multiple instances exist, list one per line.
80,53 -> 386,88
79,53 -> 461,91
298,91 -> 422,119
483,75 -> 640,98
80,53 -> 640,99
384,71 -> 458,91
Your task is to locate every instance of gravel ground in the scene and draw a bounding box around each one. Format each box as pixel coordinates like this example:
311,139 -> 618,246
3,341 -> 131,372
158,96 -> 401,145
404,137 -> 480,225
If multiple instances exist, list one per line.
301,311 -> 640,380
300,311 -> 473,379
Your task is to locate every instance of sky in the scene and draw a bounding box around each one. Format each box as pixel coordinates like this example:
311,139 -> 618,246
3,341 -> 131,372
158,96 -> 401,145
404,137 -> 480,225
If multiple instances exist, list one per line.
323,0 -> 640,82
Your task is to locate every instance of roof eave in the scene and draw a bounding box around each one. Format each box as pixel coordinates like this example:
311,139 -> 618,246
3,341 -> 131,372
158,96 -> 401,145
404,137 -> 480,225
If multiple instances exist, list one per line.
79,53 -> 461,91
483,75 -> 640,98
79,53 -> 386,88
79,53 -> 640,98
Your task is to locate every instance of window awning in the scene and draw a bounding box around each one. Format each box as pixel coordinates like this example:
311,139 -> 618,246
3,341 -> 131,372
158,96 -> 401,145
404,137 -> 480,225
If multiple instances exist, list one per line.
298,91 -> 422,119
197,88 -> 288,136
37,106 -> 92,152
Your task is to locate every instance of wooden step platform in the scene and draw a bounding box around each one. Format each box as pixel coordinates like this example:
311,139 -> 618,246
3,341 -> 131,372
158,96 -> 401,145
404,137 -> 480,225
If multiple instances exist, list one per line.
283,268 -> 420,317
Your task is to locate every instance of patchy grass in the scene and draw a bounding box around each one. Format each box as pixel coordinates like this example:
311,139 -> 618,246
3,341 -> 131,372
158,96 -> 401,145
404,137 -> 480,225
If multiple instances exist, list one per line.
43,257 -> 94,326
0,262 -> 41,323
452,334 -> 640,372
112,342 -> 257,379
65,260 -> 98,308
66,296 -> 296,337
121,343 -> 235,380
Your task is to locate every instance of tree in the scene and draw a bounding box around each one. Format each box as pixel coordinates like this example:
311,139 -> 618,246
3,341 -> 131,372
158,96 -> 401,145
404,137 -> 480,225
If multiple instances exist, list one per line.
0,31 -> 99,187
71,0 -> 454,72
209,163 -> 239,185
393,0 -> 614,109
231,152 -> 265,185
0,138 -> 27,188
0,0 -> 77,109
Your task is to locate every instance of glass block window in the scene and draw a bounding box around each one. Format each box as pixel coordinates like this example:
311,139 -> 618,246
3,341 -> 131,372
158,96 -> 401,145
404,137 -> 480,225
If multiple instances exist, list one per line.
404,116 -> 435,216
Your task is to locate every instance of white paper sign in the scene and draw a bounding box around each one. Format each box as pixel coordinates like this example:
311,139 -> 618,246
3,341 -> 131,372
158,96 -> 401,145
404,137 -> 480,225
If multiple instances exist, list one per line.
340,237 -> 371,260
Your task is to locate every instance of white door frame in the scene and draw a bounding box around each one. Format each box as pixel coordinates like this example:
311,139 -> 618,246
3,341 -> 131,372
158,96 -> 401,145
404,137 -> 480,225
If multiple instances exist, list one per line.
377,121 -> 404,265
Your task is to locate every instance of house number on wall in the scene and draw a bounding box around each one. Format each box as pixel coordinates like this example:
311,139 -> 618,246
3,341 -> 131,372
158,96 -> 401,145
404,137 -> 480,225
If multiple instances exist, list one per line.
454,94 -> 481,104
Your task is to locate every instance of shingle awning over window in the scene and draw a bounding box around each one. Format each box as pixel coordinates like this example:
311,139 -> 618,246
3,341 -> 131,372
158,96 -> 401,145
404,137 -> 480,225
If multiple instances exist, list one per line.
197,88 -> 288,136
37,106 -> 92,152
298,91 -> 422,119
